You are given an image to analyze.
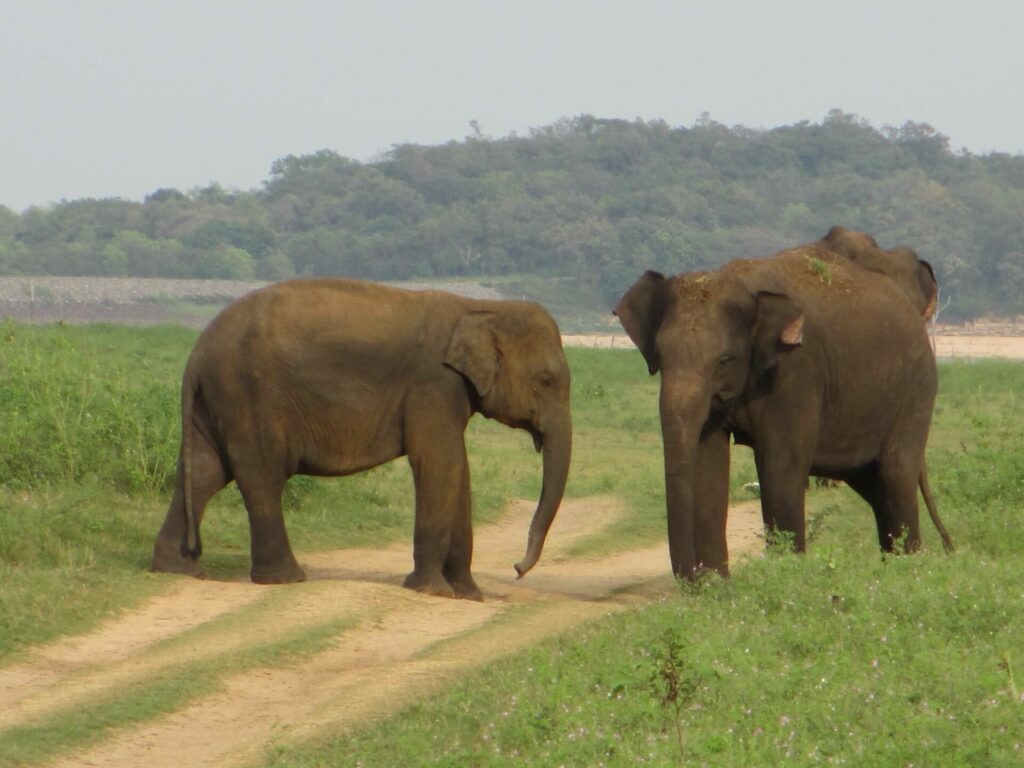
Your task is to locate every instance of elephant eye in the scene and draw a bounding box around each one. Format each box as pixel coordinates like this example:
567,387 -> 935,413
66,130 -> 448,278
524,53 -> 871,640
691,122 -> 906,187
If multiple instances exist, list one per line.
717,354 -> 734,368
540,372 -> 555,387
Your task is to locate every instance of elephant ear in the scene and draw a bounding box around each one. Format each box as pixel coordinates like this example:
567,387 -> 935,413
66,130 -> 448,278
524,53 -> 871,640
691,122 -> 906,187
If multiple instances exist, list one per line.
613,270 -> 666,375
886,246 -> 939,320
751,291 -> 804,378
445,312 -> 500,396
917,259 -> 938,320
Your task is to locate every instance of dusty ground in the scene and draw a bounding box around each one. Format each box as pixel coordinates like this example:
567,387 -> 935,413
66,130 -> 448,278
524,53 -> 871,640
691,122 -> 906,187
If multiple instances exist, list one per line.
0,497 -> 763,768
562,325 -> 1024,360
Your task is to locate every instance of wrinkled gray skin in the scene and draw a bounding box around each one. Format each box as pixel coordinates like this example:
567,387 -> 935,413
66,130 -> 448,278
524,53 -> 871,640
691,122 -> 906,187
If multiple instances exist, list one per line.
151,279 -> 572,600
615,248 -> 953,580
818,226 -> 938,320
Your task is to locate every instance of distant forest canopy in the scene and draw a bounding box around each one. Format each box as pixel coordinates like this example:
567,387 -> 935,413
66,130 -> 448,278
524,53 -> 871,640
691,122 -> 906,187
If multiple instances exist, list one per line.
2,109 -> 1024,320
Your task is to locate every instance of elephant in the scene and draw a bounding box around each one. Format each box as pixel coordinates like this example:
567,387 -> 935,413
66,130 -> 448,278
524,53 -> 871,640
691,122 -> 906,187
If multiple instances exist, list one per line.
817,226 -> 938,320
614,246 -> 953,579
151,278 -> 572,600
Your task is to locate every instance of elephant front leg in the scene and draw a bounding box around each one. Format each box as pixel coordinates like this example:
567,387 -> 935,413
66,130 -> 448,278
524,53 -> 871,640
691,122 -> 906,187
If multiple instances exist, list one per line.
754,440 -> 810,553
404,432 -> 481,601
660,404 -> 730,579
693,427 -> 731,576
443,461 -> 483,601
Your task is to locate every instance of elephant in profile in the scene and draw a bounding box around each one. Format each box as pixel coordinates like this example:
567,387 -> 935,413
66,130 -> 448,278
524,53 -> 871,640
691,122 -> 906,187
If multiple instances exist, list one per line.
151,278 -> 572,600
615,247 -> 953,579
817,226 -> 938,320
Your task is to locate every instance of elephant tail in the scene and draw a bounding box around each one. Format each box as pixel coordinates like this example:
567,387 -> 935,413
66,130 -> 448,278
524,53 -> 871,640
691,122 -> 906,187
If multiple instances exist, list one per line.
920,463 -> 954,554
181,366 -> 200,559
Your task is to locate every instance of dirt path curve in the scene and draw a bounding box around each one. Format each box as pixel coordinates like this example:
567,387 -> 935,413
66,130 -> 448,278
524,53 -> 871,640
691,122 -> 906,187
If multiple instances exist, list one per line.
0,497 -> 764,768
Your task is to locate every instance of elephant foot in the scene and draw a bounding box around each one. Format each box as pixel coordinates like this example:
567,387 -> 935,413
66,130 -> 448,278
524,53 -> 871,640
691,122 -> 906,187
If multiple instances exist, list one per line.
445,571 -> 484,602
150,552 -> 206,577
403,569 -> 456,599
151,542 -> 207,579
251,558 -> 307,585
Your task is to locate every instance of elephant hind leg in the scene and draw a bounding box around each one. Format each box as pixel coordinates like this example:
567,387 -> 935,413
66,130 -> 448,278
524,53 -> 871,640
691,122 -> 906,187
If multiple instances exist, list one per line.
235,467 -> 306,585
152,430 -> 230,577
844,469 -> 892,552
846,464 -> 921,553
878,461 -> 922,553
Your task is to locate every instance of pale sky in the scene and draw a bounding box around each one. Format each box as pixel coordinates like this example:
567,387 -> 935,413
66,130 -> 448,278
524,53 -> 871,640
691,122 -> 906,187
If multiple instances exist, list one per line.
2,0 -> 1021,212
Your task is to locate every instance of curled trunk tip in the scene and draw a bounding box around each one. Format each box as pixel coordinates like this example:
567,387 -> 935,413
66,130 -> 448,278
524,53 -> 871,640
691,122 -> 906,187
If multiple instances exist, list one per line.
513,509 -> 552,578
514,540 -> 539,578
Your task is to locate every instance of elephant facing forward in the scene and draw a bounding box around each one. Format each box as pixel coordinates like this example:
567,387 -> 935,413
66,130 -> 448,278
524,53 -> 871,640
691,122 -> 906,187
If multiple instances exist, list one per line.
151,278 -> 572,600
615,247 -> 952,579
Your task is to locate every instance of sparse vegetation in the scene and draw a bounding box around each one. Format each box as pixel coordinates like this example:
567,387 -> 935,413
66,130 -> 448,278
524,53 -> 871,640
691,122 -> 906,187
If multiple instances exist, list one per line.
806,255 -> 833,285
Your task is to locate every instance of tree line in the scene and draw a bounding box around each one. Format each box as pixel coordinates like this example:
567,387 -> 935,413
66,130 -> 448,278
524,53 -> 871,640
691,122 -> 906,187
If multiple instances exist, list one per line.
2,109 -> 1023,320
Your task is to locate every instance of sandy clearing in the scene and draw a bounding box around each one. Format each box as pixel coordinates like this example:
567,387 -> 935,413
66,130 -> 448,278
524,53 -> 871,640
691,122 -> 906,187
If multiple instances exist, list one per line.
931,335 -> 1024,360
0,497 -> 764,768
562,331 -> 1024,360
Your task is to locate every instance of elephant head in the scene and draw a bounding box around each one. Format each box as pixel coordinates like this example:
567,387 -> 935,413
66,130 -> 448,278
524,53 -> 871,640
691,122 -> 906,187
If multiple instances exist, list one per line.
818,226 -> 938,320
614,269 -> 802,577
444,303 -> 572,577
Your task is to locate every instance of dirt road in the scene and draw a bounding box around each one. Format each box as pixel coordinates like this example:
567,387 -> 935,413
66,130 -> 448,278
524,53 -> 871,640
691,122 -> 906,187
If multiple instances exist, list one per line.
0,497 -> 764,768
561,331 -> 1024,359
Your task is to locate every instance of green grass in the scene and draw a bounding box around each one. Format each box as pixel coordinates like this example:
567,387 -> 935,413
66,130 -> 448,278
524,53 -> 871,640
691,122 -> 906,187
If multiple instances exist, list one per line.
0,485 -> 170,658
259,360 -> 1024,767
4,323 -> 1024,766
284,549 -> 1022,767
0,321 -> 189,493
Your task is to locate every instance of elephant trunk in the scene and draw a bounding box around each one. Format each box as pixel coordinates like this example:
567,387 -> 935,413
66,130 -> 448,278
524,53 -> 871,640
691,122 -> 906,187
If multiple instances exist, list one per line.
660,375 -> 711,580
514,409 -> 572,578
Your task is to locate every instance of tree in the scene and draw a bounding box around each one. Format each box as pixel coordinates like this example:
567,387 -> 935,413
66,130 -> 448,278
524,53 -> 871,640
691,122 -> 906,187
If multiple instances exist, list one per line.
3,111 -> 1022,319
195,245 -> 256,280
101,231 -> 186,277
185,219 -> 276,258
257,250 -> 296,281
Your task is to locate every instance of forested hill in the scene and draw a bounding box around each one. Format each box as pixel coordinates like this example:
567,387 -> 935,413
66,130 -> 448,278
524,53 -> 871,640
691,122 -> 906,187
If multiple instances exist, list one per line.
2,110 -> 1023,321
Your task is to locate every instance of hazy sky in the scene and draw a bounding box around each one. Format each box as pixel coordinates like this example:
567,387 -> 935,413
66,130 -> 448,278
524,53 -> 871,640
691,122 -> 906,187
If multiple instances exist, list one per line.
2,1 -> 1021,212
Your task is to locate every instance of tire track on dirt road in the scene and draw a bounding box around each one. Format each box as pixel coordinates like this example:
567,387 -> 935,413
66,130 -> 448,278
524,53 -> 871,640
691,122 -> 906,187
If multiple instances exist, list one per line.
0,497 -> 765,768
